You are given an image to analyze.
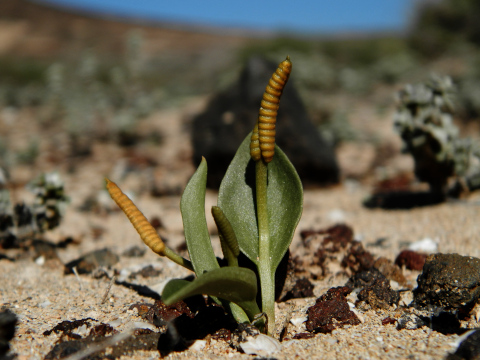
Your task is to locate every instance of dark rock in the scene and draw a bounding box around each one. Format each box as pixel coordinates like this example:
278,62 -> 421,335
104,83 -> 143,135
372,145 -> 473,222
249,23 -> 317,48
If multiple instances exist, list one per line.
128,265 -> 162,279
395,250 -> 427,271
191,56 -> 339,188
44,332 -> 161,360
88,323 -> 116,338
413,253 -> 480,313
446,329 -> 480,360
374,257 -> 406,285
64,248 -> 119,274
363,190 -> 445,210
319,223 -> 354,250
346,268 -> 399,310
292,332 -> 315,340
122,245 -> 146,258
0,309 -> 17,358
140,300 -> 195,327
43,318 -> 96,337
381,317 -> 397,325
32,239 -> 59,260
396,313 -> 427,330
281,277 -> 315,301
305,286 -> 360,333
341,240 -> 375,274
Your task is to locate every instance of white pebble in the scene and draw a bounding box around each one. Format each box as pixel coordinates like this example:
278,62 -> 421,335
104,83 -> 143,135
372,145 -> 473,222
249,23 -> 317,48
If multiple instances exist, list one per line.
132,322 -> 157,331
38,300 -> 52,308
190,340 -> 207,351
327,209 -> 346,223
290,316 -> 307,327
35,256 -> 45,266
240,334 -> 282,355
408,237 -> 438,253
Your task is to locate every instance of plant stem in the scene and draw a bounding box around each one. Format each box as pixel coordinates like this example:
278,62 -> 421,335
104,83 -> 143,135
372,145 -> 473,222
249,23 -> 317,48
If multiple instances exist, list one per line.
256,160 -> 275,335
163,247 -> 194,271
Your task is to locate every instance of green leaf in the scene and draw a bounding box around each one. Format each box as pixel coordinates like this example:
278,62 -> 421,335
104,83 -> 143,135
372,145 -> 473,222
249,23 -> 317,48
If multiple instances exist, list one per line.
180,157 -> 219,275
162,267 -> 261,320
218,133 -> 303,271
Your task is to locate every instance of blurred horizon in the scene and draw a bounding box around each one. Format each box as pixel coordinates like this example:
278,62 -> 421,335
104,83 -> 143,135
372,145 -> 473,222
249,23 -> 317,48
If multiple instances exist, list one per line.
33,0 -> 416,36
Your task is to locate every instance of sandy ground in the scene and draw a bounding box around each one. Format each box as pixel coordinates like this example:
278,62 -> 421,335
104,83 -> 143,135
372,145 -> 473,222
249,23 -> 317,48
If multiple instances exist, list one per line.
1,97 -> 480,359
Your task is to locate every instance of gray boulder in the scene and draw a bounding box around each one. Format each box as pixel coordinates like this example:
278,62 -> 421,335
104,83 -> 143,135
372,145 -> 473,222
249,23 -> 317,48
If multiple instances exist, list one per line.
191,56 -> 339,188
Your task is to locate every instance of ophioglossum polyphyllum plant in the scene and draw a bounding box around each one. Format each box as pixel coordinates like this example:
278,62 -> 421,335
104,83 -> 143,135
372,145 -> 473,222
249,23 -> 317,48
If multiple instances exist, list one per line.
106,56 -> 303,336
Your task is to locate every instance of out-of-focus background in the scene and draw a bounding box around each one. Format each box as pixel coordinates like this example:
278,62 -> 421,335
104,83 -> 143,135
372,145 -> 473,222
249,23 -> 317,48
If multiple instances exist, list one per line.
1,0 -> 480,196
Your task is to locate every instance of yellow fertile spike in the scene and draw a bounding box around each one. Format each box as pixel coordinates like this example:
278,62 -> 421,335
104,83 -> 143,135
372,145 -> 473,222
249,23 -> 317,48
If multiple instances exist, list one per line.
257,56 -> 292,163
105,178 -> 165,256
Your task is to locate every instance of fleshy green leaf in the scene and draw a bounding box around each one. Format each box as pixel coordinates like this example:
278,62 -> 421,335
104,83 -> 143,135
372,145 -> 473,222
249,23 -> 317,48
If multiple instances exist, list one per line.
162,267 -> 261,320
218,133 -> 303,271
180,157 -> 219,275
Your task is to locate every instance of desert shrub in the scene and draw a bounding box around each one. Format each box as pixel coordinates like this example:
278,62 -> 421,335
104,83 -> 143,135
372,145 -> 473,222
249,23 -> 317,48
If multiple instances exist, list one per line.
394,74 -> 480,194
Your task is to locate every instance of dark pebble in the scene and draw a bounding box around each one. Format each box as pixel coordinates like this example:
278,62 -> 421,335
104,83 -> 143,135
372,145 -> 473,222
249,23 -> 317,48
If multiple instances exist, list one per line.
122,245 -> 146,258
446,329 -> 480,360
305,286 -> 360,333
64,248 -> 119,274
346,268 -> 399,310
0,309 -> 17,358
395,250 -> 427,271
413,253 -> 480,313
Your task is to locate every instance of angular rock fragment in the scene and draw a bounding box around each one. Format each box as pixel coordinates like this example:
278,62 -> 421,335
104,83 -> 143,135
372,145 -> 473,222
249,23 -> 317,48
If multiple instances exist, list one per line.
306,286 -> 360,333
346,268 -> 400,310
396,313 -> 427,330
413,253 -> 480,314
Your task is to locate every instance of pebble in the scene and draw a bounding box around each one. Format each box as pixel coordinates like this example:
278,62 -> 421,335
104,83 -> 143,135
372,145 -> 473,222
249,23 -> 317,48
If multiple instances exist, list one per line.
190,340 -> 207,351
290,316 -> 307,327
446,329 -> 480,360
413,253 -> 480,312
239,333 -> 282,355
408,237 -> 438,253
396,313 -> 427,330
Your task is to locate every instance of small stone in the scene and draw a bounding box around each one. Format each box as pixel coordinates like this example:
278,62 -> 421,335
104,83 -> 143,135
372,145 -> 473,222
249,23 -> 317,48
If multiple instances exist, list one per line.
239,334 -> 282,356
374,257 -> 407,284
64,248 -> 119,274
396,313 -> 427,330
305,286 -> 361,333
446,329 -> 480,360
408,238 -> 438,253
395,250 -> 427,271
122,245 -> 146,258
341,241 -> 375,274
190,339 -> 207,351
346,268 -> 399,310
0,309 -> 17,357
413,253 -> 480,313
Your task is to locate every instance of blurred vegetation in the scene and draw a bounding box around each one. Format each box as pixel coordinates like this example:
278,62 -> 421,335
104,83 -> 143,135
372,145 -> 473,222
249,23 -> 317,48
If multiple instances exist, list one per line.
1,0 -> 480,159
408,0 -> 480,58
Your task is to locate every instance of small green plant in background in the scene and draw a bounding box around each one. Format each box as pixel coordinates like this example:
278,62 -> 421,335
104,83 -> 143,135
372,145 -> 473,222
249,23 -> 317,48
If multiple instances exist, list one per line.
107,56 -> 303,336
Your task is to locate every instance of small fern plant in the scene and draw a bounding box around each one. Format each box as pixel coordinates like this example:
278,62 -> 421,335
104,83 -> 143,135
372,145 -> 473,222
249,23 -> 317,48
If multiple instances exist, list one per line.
106,56 -> 303,336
